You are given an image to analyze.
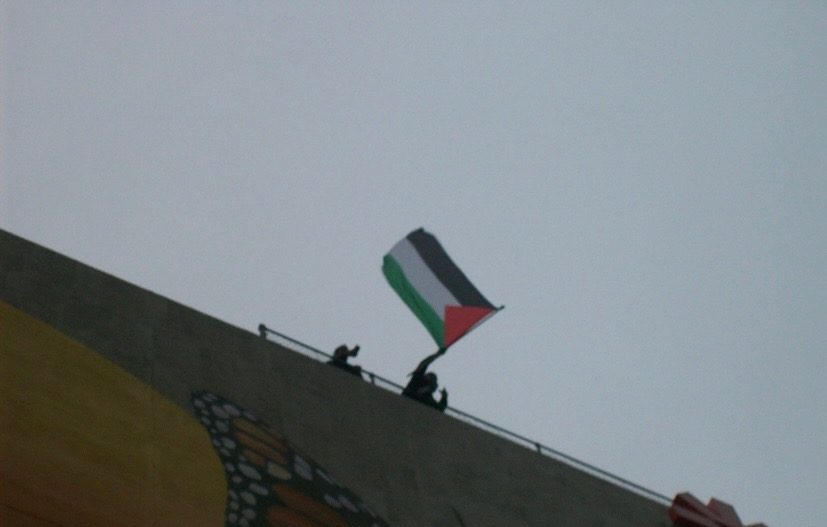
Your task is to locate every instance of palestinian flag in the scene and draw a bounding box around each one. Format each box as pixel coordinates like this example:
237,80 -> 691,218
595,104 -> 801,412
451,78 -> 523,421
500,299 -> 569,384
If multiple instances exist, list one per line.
382,228 -> 502,349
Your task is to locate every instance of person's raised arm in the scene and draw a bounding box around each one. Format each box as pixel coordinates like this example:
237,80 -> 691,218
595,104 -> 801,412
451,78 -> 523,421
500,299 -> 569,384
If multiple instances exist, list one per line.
437,387 -> 448,412
411,347 -> 446,376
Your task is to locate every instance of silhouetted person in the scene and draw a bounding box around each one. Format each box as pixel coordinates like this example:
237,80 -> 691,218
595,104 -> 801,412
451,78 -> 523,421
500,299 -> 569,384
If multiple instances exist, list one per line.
402,348 -> 448,412
327,344 -> 363,378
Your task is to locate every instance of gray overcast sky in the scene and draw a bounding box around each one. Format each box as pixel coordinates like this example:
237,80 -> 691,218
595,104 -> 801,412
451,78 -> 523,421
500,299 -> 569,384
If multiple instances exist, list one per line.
2,2 -> 825,525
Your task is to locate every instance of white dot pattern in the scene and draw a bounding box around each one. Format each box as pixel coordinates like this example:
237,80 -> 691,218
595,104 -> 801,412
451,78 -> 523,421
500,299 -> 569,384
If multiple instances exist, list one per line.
191,390 -> 390,527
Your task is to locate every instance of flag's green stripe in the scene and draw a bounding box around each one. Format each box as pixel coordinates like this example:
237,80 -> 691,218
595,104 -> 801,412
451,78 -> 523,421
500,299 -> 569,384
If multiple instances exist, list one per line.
382,254 -> 444,347
388,237 -> 458,317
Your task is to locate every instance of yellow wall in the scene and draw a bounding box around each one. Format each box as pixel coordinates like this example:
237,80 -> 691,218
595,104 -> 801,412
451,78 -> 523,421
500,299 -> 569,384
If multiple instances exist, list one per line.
0,301 -> 226,526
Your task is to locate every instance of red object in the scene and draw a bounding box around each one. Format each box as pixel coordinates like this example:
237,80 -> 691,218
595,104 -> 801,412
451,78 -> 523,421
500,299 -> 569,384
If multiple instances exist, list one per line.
669,492 -> 767,527
443,305 -> 494,348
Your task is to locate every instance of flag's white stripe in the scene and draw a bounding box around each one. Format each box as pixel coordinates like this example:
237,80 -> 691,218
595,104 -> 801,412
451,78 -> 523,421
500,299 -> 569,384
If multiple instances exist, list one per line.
389,238 -> 459,320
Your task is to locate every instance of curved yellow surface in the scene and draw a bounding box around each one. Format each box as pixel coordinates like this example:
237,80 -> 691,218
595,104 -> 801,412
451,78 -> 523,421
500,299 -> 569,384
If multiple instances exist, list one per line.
0,301 -> 226,526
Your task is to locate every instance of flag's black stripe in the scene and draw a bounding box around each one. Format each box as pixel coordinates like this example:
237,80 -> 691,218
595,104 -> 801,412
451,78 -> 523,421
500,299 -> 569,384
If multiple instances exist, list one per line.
407,228 -> 494,309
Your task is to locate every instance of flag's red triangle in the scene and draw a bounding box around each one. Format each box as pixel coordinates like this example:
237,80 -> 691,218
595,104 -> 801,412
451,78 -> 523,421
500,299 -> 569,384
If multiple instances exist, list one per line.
443,305 -> 495,348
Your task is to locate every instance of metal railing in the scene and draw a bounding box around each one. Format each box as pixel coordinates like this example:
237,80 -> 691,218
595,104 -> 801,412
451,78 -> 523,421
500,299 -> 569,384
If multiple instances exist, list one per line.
257,323 -> 672,506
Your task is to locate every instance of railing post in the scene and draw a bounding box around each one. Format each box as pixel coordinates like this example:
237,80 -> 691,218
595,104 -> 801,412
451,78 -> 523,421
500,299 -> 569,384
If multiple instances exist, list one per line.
535,442 -> 543,454
258,323 -> 268,339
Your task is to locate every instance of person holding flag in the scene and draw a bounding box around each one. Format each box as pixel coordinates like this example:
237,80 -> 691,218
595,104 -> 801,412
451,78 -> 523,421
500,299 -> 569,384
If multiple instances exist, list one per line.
402,347 -> 448,411
383,228 -> 503,411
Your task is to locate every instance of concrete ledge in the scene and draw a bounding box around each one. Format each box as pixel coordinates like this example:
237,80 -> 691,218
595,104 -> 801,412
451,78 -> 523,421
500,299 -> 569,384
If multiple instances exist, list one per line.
1,228 -> 670,526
